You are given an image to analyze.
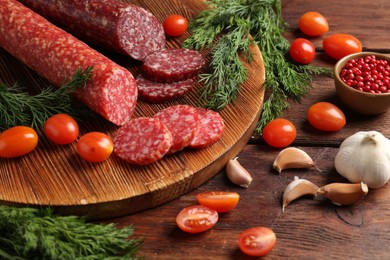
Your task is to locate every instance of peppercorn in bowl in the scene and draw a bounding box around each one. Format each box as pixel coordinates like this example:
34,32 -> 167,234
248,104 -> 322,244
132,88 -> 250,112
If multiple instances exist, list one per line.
334,52 -> 390,115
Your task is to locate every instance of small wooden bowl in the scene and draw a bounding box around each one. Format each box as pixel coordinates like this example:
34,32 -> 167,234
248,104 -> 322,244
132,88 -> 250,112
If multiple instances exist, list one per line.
334,52 -> 390,115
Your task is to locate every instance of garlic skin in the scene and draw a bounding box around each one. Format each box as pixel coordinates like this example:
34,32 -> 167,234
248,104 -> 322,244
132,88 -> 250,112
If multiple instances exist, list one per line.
226,157 -> 253,188
335,131 -> 390,188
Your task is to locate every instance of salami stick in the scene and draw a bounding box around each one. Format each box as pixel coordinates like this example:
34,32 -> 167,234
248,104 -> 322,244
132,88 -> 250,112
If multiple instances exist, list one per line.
18,0 -> 166,61
0,0 -> 137,125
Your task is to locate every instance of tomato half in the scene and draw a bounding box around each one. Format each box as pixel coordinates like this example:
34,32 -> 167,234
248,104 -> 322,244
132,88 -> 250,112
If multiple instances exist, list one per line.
262,118 -> 297,148
238,227 -> 276,257
299,11 -> 329,36
196,191 -> 240,213
44,113 -> 79,145
307,102 -> 346,131
289,38 -> 316,65
323,34 -> 362,60
163,14 -> 188,37
77,132 -> 113,163
176,205 -> 218,234
0,126 -> 38,158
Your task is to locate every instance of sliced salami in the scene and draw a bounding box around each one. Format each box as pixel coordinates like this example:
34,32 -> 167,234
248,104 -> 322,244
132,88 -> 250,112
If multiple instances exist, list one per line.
113,117 -> 173,165
0,0 -> 138,126
141,48 -> 206,83
189,108 -> 225,149
154,105 -> 200,154
136,75 -> 194,103
18,0 -> 166,61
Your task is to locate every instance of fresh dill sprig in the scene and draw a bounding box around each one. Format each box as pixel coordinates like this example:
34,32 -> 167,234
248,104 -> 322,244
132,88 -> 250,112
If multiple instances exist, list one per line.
0,206 -> 141,259
183,0 -> 332,135
0,67 -> 93,131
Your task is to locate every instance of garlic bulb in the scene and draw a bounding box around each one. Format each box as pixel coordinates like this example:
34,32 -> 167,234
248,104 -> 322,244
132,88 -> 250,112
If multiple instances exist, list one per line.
335,131 -> 390,188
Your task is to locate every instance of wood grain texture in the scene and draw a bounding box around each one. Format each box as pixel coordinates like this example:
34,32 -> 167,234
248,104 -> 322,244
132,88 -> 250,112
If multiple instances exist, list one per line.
0,0 -> 265,219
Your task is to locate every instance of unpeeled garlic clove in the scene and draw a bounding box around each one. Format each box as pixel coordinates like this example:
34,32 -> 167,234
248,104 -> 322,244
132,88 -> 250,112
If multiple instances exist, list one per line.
226,157 -> 253,188
282,176 -> 319,212
315,182 -> 369,206
273,147 -> 320,174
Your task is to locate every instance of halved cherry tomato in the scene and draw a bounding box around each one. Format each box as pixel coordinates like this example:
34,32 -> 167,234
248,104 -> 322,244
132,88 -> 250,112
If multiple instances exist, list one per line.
307,102 -> 346,131
77,132 -> 113,163
163,14 -> 188,37
196,191 -> 240,213
44,113 -> 79,145
323,34 -> 362,60
299,11 -> 329,36
176,205 -> 218,234
238,227 -> 276,257
0,126 -> 38,158
289,38 -> 316,64
262,118 -> 297,148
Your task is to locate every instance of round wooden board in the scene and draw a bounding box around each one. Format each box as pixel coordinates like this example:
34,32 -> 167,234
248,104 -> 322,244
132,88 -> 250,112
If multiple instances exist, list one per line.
0,0 -> 265,219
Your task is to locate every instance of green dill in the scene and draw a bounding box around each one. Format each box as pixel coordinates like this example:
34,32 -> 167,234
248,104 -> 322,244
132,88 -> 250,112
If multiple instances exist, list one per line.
183,0 -> 332,135
0,206 -> 142,259
0,67 -> 94,131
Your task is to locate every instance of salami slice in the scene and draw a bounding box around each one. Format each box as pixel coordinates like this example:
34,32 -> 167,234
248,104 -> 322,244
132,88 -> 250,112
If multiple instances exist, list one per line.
18,0 -> 166,61
154,105 -> 200,154
141,49 -> 206,82
189,108 -> 225,149
0,0 -> 137,126
136,75 -> 194,103
113,117 -> 173,165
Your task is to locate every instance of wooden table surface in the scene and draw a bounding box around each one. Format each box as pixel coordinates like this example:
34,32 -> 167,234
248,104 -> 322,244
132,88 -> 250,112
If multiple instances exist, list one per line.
104,1 -> 390,259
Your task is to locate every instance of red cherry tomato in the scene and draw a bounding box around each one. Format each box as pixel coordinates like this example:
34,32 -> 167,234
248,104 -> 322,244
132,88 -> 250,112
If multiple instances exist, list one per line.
77,132 -> 113,163
163,14 -> 188,37
299,11 -> 329,36
196,191 -> 240,213
323,34 -> 362,60
262,118 -> 297,148
307,102 -> 346,131
44,113 -> 79,145
0,126 -> 38,158
238,227 -> 276,257
289,38 -> 316,64
176,205 -> 218,234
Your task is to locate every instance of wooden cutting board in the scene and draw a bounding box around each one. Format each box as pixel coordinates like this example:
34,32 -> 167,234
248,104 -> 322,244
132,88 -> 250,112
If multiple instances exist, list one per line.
0,0 -> 265,219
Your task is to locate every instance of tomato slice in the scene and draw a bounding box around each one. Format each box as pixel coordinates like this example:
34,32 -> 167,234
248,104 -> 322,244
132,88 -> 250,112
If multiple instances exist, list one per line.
176,205 -> 218,234
307,102 -> 346,131
238,227 -> 276,257
0,126 -> 38,158
196,191 -> 240,213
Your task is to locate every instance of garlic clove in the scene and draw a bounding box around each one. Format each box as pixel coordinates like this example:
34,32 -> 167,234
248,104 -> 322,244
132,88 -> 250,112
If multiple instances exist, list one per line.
315,182 -> 369,206
226,157 -> 253,188
273,147 -> 320,174
282,176 -> 319,212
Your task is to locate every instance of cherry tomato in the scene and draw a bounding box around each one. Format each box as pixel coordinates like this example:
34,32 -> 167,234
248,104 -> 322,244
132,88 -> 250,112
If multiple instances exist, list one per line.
0,126 -> 38,158
307,102 -> 346,131
176,205 -> 218,234
289,38 -> 316,64
44,113 -> 79,145
299,11 -> 329,36
323,34 -> 362,60
262,118 -> 297,148
163,14 -> 188,37
77,132 -> 113,163
196,191 -> 240,213
238,227 -> 276,257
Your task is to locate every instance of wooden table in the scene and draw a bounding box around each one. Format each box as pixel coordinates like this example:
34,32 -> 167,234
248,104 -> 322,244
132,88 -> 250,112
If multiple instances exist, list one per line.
105,1 -> 390,259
